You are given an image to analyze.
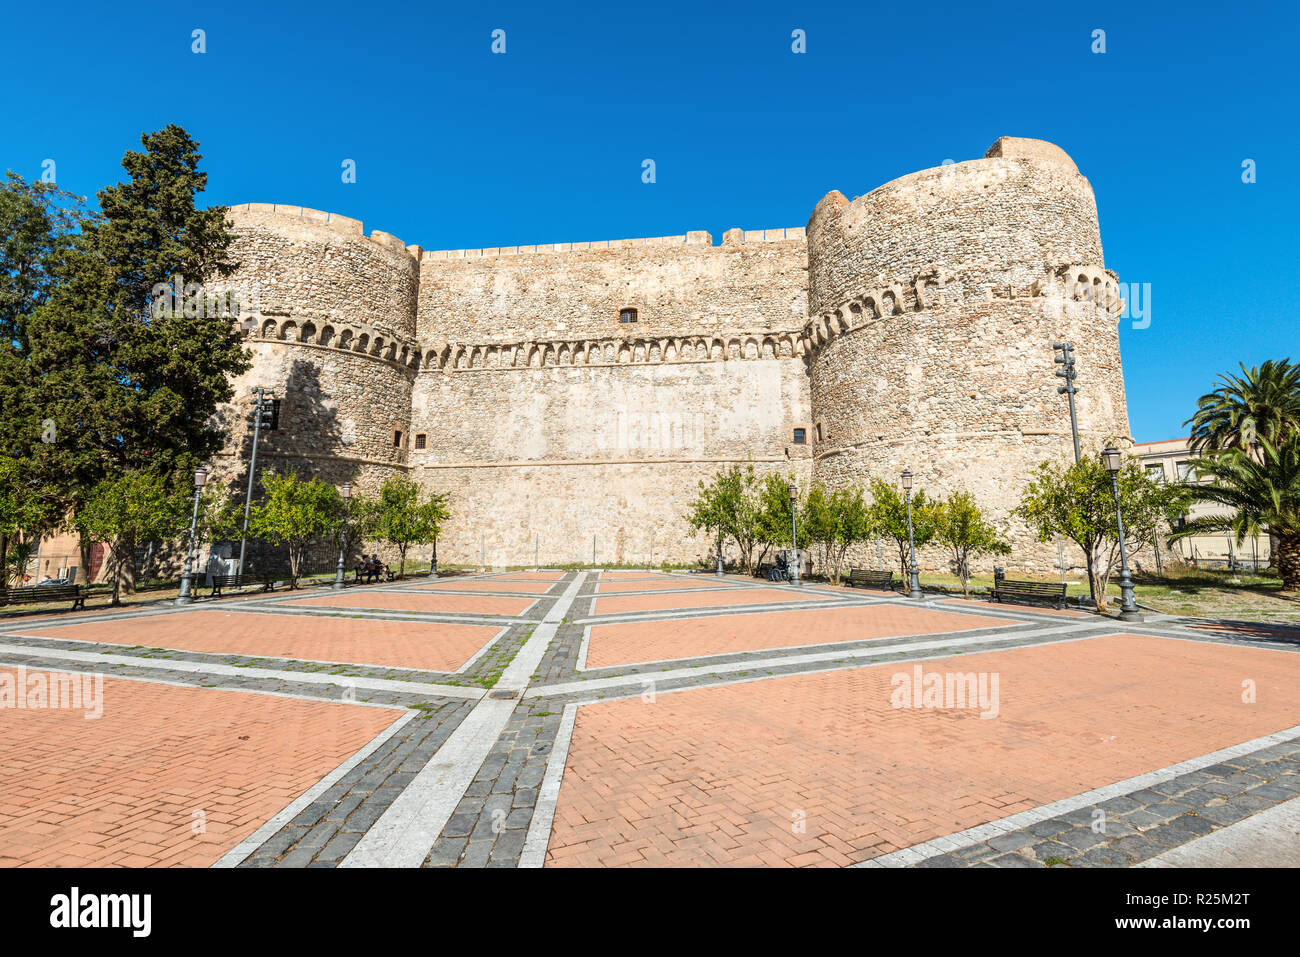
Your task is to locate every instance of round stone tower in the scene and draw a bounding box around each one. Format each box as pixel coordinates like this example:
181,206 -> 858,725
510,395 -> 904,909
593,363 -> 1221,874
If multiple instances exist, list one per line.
208,204 -> 422,503
803,137 -> 1132,569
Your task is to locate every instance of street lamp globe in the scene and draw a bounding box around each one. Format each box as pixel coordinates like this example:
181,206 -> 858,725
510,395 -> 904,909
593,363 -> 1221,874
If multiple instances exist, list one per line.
788,480 -> 797,501
341,482 -> 353,501
193,466 -> 209,489
1101,446 -> 1123,474
901,469 -> 913,491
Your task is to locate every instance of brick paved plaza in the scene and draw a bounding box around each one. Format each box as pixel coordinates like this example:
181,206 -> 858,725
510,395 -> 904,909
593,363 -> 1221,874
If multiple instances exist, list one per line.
1,570 -> 1298,868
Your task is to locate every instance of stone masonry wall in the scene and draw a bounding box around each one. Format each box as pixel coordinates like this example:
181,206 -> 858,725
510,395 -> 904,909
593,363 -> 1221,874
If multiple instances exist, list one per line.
411,357 -> 813,566
416,229 -> 807,345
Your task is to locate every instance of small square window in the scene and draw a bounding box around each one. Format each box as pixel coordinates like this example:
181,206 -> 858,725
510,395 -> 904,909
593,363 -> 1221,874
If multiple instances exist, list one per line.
619,308 -> 638,323
1176,460 -> 1195,481
1145,464 -> 1166,484
793,428 -> 806,445
393,430 -> 403,448
415,433 -> 427,450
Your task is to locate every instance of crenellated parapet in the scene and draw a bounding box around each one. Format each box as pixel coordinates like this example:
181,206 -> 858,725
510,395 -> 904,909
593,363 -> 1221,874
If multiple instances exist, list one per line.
800,262 -> 1124,357
248,312 -> 423,373
420,330 -> 804,372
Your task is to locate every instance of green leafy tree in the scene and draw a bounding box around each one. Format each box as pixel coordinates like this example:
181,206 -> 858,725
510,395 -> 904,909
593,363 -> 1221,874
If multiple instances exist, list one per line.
23,126 -> 250,571
247,471 -> 338,586
685,465 -> 760,572
754,473 -> 795,567
0,175 -> 84,573
933,488 -> 1010,598
869,477 -> 936,583
374,475 -> 451,577
0,455 -> 59,585
1016,452 -> 1187,612
76,470 -> 188,603
799,484 -> 836,579
1187,359 -> 1300,454
826,486 -> 875,584
1173,436 -> 1300,591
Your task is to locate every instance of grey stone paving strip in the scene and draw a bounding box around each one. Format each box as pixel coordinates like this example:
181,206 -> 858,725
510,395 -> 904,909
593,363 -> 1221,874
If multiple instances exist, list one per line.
422,697 -> 568,867
1135,795 -> 1300,867
519,703 -> 578,868
215,710 -> 417,867
0,641 -> 485,700
339,573 -> 587,868
855,725 -> 1300,868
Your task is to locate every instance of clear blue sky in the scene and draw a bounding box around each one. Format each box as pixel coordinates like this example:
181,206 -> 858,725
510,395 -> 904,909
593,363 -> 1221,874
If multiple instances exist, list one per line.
3,0 -> 1296,442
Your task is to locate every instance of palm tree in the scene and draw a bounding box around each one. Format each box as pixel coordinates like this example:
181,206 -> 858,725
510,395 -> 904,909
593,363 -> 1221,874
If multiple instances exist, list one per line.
1171,435 -> 1300,591
1186,359 -> 1300,453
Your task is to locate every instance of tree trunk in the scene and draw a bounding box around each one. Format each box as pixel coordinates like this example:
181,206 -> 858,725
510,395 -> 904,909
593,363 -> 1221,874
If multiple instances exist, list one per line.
1277,534 -> 1300,591
1082,541 -> 1102,613
0,532 -> 8,588
1090,543 -> 1110,613
117,531 -> 137,597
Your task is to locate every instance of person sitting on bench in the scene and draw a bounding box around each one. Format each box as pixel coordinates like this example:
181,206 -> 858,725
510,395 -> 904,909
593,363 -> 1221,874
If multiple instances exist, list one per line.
770,552 -> 788,581
368,554 -> 383,583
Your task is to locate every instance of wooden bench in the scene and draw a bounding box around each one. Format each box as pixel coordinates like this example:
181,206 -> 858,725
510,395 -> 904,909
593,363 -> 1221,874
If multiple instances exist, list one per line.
845,568 -> 896,591
989,578 -> 1067,609
207,570 -> 292,597
0,584 -> 89,611
352,564 -> 394,584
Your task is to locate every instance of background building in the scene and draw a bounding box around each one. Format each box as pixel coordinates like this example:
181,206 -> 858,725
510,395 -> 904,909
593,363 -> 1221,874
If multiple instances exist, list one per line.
1134,438 -> 1271,570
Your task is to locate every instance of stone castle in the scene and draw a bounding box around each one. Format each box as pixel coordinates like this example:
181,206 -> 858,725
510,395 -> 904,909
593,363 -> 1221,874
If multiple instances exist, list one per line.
209,136 -> 1131,570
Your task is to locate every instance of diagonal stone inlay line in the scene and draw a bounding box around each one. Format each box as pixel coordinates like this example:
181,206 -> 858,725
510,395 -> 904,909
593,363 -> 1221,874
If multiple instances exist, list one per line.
339,572 -> 588,868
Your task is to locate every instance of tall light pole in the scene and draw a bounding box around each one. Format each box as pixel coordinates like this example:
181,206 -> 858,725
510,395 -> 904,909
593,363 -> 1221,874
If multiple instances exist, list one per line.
902,469 -> 923,599
1101,446 -> 1143,621
333,482 -> 353,590
715,530 -> 724,577
238,386 -> 275,574
176,466 -> 209,605
1052,342 -> 1081,463
788,479 -> 801,586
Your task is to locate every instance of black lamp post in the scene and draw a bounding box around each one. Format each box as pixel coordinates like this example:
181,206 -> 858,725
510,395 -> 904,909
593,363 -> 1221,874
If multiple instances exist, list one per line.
333,482 -> 352,590
714,530 -> 724,577
788,480 -> 801,586
902,469 -> 923,599
176,465 -> 209,606
1101,446 -> 1143,621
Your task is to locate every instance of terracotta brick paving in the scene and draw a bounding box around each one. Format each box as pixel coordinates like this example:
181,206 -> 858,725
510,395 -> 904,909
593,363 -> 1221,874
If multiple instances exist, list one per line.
546,633 -> 1300,867
0,668 -> 400,867
584,604 -> 1018,668
595,579 -> 732,595
20,611 -> 502,673
592,587 -> 813,616
483,572 -> 566,581
283,592 -> 535,616
414,580 -> 555,594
